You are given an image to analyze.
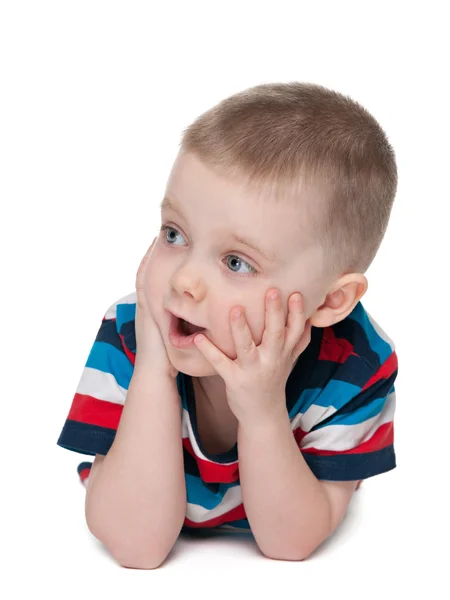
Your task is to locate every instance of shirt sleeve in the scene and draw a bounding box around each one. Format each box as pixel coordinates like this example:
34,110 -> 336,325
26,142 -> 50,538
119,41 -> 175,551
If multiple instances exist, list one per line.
292,350 -> 398,481
56,298 -> 135,456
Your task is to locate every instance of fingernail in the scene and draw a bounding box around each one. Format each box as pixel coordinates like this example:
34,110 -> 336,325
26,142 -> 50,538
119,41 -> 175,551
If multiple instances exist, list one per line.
270,291 -> 279,301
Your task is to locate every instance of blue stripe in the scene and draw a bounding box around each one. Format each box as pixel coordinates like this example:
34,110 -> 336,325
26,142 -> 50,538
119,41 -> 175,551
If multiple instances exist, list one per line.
288,388 -> 323,419
348,303 -> 393,365
315,395 -> 388,427
85,340 -> 133,390
185,474 -> 238,510
116,302 -> 136,332
288,379 -> 362,420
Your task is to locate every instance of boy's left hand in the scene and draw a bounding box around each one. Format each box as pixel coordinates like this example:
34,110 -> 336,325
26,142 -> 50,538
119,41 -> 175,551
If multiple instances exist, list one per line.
193,288 -> 312,424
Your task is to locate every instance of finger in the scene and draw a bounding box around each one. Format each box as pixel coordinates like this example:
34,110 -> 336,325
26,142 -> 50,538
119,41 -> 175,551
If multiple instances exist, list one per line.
193,333 -> 233,379
285,292 -> 307,351
292,320 -> 312,359
261,289 -> 286,352
230,306 -> 257,362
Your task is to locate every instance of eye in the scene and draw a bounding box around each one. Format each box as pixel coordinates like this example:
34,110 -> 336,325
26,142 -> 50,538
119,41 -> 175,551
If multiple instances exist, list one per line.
159,225 -> 258,277
160,225 -> 186,246
224,255 -> 257,275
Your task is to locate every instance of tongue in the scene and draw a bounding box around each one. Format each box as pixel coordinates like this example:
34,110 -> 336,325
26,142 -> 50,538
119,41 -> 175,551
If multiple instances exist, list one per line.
184,321 -> 204,335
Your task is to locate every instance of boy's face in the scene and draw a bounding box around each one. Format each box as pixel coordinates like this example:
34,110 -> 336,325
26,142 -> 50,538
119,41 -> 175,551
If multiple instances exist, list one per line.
147,151 -> 331,378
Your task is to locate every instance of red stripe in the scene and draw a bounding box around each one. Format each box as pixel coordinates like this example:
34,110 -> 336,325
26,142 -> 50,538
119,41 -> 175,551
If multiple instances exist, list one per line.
119,332 -> 136,364
299,421 -> 394,456
67,393 -> 123,429
293,427 -> 308,445
318,327 -> 358,363
79,467 -> 91,482
362,351 -> 398,390
182,438 -> 240,483
100,317 -> 135,364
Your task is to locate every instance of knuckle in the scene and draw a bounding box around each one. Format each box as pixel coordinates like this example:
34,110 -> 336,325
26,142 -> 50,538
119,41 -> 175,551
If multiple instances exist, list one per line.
274,330 -> 285,342
241,341 -> 254,353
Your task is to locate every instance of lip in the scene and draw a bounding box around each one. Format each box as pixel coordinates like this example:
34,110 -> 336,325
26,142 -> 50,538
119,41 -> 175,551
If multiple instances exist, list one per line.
168,309 -> 204,330
167,311 -> 206,350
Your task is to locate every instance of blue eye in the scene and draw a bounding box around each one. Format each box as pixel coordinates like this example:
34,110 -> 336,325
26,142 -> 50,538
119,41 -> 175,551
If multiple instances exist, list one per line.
225,255 -> 256,275
159,225 -> 258,277
161,225 -> 185,246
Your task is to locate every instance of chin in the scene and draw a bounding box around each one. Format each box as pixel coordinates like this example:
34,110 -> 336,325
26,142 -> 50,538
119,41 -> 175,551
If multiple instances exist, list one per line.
163,343 -> 214,376
172,356 -> 218,378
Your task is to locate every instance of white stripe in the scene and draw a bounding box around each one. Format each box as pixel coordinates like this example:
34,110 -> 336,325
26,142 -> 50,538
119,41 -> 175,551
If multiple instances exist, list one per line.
181,406 -> 237,465
186,485 -> 243,523
298,390 -> 396,451
104,291 -> 137,319
290,402 -> 337,432
77,366 -> 127,405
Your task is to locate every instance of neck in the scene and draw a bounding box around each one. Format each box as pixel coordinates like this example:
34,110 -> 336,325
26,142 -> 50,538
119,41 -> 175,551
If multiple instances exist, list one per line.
194,375 -> 228,410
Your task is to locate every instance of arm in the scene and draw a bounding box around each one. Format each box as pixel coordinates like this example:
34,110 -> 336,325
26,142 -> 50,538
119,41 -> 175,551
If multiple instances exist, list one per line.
85,369 -> 186,569
238,402 -> 357,561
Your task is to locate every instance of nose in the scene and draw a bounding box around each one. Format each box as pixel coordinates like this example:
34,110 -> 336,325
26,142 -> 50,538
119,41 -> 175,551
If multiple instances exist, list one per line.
170,265 -> 206,302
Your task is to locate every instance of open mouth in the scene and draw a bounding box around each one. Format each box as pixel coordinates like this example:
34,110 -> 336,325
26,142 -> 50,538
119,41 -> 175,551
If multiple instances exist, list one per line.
168,312 -> 207,349
178,318 -> 205,336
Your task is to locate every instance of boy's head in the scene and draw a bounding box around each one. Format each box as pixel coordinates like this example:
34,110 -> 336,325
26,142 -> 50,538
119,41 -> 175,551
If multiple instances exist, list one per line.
146,82 -> 397,377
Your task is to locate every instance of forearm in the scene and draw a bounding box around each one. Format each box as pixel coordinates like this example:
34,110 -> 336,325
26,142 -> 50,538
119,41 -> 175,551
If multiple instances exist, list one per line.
85,369 -> 186,567
238,402 -> 332,561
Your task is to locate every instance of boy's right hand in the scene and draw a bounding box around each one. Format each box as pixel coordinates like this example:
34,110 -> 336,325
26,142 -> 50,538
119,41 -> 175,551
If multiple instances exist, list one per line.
134,237 -> 179,380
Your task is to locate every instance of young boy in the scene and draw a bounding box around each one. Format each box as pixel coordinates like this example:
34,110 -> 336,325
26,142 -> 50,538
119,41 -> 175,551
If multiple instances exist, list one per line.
56,82 -> 398,568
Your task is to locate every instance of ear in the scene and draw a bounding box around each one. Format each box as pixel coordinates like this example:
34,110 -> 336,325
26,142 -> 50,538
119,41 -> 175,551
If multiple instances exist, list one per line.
309,273 -> 368,328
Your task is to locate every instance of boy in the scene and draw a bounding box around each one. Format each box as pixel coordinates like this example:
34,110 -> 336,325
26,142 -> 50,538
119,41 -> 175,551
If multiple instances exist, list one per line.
57,82 -> 398,568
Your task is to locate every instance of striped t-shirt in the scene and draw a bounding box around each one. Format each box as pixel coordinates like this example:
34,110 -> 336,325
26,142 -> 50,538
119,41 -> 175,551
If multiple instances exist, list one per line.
57,291 -> 398,532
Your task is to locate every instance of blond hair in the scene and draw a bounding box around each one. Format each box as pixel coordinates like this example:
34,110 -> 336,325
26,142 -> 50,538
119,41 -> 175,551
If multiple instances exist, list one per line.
180,82 -> 398,279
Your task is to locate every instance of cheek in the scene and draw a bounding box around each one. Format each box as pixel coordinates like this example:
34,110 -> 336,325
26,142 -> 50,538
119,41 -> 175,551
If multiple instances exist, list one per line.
248,312 -> 266,345
143,261 -> 166,310
233,304 -> 266,345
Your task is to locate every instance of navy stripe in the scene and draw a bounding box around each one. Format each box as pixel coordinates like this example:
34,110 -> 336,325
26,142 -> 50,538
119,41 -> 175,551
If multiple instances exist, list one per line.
96,318 -> 125,354
77,461 -> 93,474
333,316 -> 383,372
120,319 -> 137,353
56,420 -> 115,456
310,354 -> 374,389
285,325 -> 322,413
313,369 -> 397,429
303,445 -> 396,480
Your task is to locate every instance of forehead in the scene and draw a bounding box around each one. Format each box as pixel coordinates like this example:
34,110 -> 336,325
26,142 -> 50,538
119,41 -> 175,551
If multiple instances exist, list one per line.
164,152 -> 317,255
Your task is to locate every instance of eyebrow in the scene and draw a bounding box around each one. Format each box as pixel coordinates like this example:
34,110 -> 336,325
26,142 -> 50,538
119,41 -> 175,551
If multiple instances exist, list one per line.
160,196 -> 285,265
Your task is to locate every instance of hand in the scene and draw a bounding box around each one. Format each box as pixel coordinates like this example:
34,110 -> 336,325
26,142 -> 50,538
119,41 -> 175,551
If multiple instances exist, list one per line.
193,288 -> 312,423
134,237 -> 179,380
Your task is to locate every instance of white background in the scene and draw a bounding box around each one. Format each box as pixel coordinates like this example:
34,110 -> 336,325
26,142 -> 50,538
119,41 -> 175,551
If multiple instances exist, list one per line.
1,1 -> 448,598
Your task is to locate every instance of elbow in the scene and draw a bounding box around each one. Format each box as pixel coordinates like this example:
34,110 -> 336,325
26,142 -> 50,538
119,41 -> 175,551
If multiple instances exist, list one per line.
90,527 -> 179,570
114,547 -> 170,570
86,517 -> 183,570
260,547 -> 310,562
93,532 -> 175,570
259,529 -> 330,562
